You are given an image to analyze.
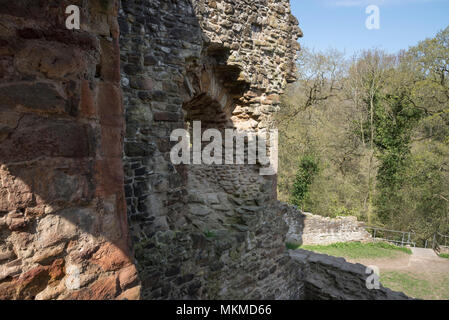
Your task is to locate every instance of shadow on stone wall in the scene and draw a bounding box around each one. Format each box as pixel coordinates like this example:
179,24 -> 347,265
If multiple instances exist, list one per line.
0,0 -> 139,300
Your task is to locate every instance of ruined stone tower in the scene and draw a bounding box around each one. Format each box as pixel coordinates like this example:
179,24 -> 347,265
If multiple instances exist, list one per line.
0,0 -> 409,300
119,0 -> 303,299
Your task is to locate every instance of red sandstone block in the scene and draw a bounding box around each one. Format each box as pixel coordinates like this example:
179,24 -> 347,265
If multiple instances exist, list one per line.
0,82 -> 69,114
99,37 -> 121,83
94,158 -> 125,196
90,242 -> 132,273
17,28 -> 98,52
97,82 -> 124,127
15,258 -> 64,300
100,125 -> 124,158
68,274 -> 119,300
14,41 -> 87,80
80,80 -> 97,118
116,286 -> 140,300
118,265 -> 139,291
0,115 -> 92,163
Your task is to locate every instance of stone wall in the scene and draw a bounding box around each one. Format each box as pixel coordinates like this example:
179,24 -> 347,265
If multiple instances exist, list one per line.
119,0 -> 304,299
289,249 -> 411,300
0,0 -> 139,300
285,209 -> 372,246
439,246 -> 449,254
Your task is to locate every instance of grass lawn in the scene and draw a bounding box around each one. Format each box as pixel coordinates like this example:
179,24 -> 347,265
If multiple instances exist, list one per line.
381,271 -> 449,300
299,241 -> 412,259
439,253 -> 449,259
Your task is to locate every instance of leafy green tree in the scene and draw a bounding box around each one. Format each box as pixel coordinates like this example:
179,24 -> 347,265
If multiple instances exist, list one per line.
373,92 -> 424,223
290,155 -> 319,209
348,49 -> 395,223
395,142 -> 449,244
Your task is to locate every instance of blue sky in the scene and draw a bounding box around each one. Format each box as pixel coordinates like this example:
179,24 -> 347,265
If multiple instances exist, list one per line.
290,0 -> 449,56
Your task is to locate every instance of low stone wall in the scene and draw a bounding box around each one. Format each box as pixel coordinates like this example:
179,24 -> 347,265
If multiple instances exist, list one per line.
440,246 -> 449,255
289,250 -> 411,300
285,208 -> 372,246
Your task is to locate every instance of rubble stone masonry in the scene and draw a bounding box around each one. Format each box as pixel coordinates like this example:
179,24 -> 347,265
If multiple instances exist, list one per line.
285,211 -> 372,246
119,0 -> 303,299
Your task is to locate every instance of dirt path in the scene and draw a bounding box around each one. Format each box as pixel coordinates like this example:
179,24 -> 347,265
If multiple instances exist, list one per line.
348,248 -> 449,274
348,248 -> 449,299
410,247 -> 440,259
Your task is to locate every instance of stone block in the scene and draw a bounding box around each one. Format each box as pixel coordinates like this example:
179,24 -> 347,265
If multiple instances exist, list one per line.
97,82 -> 124,127
0,116 -> 92,163
0,82 -> 69,114
14,41 -> 87,79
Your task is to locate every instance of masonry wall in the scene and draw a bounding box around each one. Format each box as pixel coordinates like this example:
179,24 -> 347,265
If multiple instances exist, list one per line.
119,0 -> 304,299
0,0 -> 139,300
290,250 -> 411,300
439,246 -> 449,254
285,210 -> 372,246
